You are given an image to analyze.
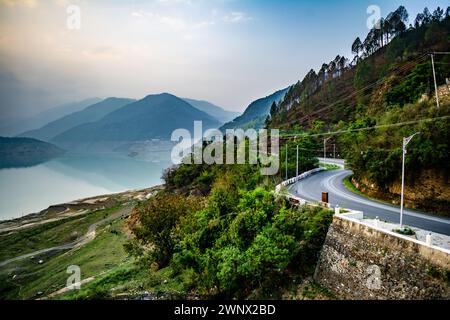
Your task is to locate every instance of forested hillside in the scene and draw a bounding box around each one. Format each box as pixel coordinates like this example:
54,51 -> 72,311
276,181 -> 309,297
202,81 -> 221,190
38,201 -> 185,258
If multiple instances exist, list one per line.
0,137 -> 64,169
220,87 -> 289,131
267,6 -> 450,215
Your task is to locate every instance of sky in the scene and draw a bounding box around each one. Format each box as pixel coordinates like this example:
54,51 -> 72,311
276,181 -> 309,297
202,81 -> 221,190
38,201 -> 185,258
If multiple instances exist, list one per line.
0,0 -> 448,119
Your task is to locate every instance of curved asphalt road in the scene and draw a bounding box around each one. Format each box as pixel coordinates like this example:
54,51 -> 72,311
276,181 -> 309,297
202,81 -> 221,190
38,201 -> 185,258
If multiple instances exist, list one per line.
289,168 -> 450,236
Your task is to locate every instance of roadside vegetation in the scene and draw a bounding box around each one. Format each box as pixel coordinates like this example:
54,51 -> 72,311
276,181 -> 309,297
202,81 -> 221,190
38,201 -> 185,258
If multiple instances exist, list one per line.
0,141 -> 334,300
320,163 -> 340,171
121,143 -> 333,300
267,6 -> 450,216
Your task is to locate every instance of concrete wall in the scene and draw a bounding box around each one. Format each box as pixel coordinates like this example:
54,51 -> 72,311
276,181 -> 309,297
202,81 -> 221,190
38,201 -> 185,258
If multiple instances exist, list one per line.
314,215 -> 450,300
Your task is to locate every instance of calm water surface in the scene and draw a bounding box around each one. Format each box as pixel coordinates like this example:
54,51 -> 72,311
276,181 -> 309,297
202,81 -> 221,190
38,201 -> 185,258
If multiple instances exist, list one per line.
0,153 -> 172,220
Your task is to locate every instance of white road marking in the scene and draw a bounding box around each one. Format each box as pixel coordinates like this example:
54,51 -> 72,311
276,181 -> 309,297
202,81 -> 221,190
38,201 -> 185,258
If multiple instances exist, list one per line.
292,169 -> 450,226
323,170 -> 450,225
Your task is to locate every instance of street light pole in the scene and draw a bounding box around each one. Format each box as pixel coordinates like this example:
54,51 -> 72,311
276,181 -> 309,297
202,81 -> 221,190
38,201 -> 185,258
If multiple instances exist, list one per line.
400,132 -> 420,229
296,144 -> 299,177
431,54 -> 440,109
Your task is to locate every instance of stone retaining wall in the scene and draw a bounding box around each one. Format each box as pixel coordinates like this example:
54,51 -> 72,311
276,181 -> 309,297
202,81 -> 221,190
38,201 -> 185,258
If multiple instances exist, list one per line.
314,214 -> 450,300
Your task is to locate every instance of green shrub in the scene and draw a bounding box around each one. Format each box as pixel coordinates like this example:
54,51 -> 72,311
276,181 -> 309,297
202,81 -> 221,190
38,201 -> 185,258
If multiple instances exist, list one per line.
128,192 -> 204,268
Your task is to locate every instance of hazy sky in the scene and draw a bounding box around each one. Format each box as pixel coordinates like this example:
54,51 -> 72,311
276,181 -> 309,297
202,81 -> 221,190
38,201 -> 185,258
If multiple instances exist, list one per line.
0,0 -> 448,119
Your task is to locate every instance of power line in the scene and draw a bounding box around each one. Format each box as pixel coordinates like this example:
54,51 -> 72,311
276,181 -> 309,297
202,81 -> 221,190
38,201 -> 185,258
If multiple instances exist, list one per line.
285,53 -> 430,125
280,115 -> 450,139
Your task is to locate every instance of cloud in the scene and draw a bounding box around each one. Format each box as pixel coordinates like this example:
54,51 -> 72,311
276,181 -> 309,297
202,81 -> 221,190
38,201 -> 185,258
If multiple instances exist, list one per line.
183,34 -> 193,41
132,10 -> 187,32
159,16 -> 186,32
223,11 -> 252,23
0,0 -> 38,8
192,20 -> 215,29
81,46 -> 122,60
157,0 -> 193,5
131,11 -> 145,19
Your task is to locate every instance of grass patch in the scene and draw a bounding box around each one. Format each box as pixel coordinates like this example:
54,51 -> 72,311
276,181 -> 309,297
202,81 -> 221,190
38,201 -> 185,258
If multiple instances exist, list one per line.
394,227 -> 416,236
343,175 -> 395,206
300,281 -> 336,300
61,264 -> 136,300
60,262 -> 192,300
0,213 -> 129,300
343,175 -> 367,198
319,163 -> 340,171
0,206 -> 122,262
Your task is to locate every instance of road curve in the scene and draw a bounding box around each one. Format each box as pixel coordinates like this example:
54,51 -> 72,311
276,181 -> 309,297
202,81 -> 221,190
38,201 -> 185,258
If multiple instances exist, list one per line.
289,169 -> 450,236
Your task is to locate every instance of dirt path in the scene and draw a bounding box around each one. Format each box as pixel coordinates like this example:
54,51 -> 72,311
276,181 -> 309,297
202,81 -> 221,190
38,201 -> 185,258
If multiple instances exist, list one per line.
0,206 -> 133,268
0,209 -> 89,235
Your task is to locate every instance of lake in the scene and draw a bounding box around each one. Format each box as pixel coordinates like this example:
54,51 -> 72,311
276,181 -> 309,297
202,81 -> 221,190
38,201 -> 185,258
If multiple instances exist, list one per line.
0,153 -> 173,220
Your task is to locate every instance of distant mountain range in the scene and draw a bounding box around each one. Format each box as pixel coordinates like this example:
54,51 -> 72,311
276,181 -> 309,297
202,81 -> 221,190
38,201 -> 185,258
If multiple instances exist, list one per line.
0,137 -> 64,169
10,88 -> 292,156
220,87 -> 290,131
182,98 -> 240,124
51,93 -> 221,149
0,98 -> 102,136
19,98 -> 135,142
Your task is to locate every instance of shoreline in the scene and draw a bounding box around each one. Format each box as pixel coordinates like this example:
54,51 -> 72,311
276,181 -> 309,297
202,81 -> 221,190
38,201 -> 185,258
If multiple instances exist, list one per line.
0,185 -> 164,233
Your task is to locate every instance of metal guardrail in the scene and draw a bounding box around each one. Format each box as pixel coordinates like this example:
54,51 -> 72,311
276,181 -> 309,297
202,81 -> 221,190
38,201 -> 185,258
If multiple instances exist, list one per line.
275,167 -> 449,252
275,167 -> 364,213
275,168 -> 325,194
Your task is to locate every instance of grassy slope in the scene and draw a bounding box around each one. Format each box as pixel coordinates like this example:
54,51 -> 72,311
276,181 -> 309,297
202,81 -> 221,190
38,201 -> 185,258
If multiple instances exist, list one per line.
0,207 -> 129,300
0,206 -> 121,262
0,191 -> 336,300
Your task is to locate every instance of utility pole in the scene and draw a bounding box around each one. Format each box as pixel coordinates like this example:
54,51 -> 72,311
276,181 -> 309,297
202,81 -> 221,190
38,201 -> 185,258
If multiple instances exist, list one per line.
333,144 -> 336,159
285,143 -> 288,180
324,137 -> 332,160
296,144 -> 299,177
400,133 -> 420,229
431,54 -> 440,109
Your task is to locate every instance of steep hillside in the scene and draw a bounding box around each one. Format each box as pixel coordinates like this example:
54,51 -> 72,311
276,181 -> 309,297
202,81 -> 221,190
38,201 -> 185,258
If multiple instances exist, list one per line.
269,9 -> 450,130
220,87 -> 289,131
52,93 -> 221,146
268,8 -> 450,215
182,98 -> 240,124
0,137 -> 64,168
19,98 -> 135,142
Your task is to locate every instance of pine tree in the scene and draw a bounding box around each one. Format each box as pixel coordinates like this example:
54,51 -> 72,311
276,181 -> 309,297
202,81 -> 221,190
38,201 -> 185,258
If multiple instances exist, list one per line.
351,37 -> 363,61
432,7 -> 444,21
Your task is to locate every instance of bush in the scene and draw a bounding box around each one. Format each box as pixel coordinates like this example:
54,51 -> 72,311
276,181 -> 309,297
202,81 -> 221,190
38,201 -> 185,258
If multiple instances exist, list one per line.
129,145 -> 333,298
127,192 -> 205,268
172,187 -> 333,298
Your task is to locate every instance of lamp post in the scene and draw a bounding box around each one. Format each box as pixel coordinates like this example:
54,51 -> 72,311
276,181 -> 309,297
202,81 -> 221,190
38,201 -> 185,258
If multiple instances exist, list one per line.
400,132 -> 420,229
431,54 -> 440,109
296,144 -> 299,177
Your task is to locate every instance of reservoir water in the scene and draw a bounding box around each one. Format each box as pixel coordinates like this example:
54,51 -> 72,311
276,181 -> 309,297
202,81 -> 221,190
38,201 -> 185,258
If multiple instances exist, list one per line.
0,153 -> 172,220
